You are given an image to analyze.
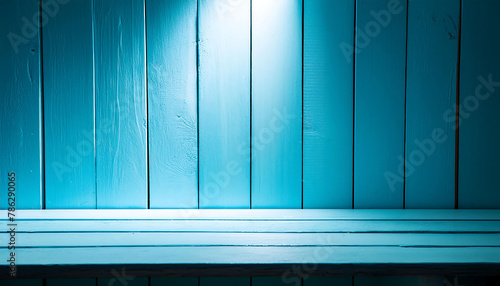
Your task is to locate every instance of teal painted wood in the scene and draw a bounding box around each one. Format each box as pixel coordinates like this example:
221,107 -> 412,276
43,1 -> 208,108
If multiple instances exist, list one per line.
459,0 -> 500,208
0,0 -> 42,209
251,0 -> 303,208
304,276 -> 352,286
94,0 -> 148,208
199,0 -> 251,208
47,279 -> 95,286
1,279 -> 43,286
405,0 -> 459,209
355,276 -> 444,286
147,0 -> 198,208
303,0 -> 354,209
98,277 -> 148,286
43,0 -> 95,208
354,0 -> 407,209
253,277 -> 288,286
201,277 -> 250,286
151,278 -> 198,286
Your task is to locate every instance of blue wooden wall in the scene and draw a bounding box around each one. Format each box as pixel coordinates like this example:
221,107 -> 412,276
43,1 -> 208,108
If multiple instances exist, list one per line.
1,0 -> 500,285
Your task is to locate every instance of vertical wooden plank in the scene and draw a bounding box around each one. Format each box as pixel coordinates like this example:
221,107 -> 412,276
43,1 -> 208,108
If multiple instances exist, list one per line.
94,0 -> 148,209
405,0 -> 459,209
201,277 -> 250,286
151,277 -> 198,286
47,279 -> 95,286
252,0 -> 303,209
147,0 -> 198,208
43,0 -> 95,208
98,277 -> 148,286
0,0 -> 41,209
303,0 -> 354,208
354,0 -> 407,209
304,276 -> 352,286
355,276 -> 444,286
459,0 -> 500,208
2,279 -> 43,286
199,0 -> 251,208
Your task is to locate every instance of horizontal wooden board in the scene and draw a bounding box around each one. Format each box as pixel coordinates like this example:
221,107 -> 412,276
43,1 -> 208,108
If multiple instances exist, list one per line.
2,209 -> 500,220
2,233 -> 499,248
2,246 -> 500,266
6,220 -> 500,233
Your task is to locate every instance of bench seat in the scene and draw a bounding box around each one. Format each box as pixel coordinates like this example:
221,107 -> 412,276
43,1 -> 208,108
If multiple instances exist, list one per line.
1,209 -> 500,278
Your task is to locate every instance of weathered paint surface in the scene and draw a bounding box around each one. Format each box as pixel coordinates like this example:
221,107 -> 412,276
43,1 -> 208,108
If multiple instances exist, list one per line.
354,0 -> 407,209
43,0 -> 96,208
147,0 -> 198,208
199,0 -> 251,208
459,0 -> 500,208
251,0 -> 303,208
405,0 -> 458,209
94,0 -> 148,209
0,0 -> 42,210
303,0 -> 354,209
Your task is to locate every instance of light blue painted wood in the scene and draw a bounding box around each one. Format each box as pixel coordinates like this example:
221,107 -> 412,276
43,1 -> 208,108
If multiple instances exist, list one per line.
43,0 -> 95,208
147,0 -> 198,208
0,0 -> 42,209
354,0 -> 407,208
304,276 -> 352,286
151,278 -> 198,286
47,279 -> 95,286
252,0 -> 303,208
201,277 -> 250,286
94,0 -> 148,209
303,0 -> 354,209
405,0 -> 459,209
98,277 -> 148,286
1,279 -> 43,286
199,0 -> 251,208
459,0 -> 500,208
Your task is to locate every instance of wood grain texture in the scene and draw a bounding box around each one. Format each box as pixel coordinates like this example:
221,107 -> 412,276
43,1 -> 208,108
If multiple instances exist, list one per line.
43,0 -> 95,208
0,0 -> 42,209
251,0 -> 303,208
354,0 -> 407,209
303,0 -> 354,209
5,209 -> 500,220
458,0 -> 500,208
147,0 -> 199,208
94,0 -> 148,209
199,0 -> 251,208
405,0 -> 459,209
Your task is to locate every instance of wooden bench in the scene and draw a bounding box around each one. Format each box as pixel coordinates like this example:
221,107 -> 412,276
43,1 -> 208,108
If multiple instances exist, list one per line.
1,209 -> 500,279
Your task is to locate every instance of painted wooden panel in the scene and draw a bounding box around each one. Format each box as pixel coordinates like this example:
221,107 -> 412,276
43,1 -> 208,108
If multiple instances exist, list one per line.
304,276 -> 352,286
459,0 -> 500,208
405,0 -> 458,209
201,277 -> 250,286
147,0 -> 198,208
47,279 -> 96,286
303,0 -> 354,209
43,0 -> 95,208
98,277 -> 148,286
0,0 -> 42,209
354,0 -> 407,209
251,0 -> 303,208
2,280 -> 43,286
151,278 -> 198,286
199,0 -> 251,208
355,276 -> 444,286
93,0 -> 148,208
253,277 -> 288,286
